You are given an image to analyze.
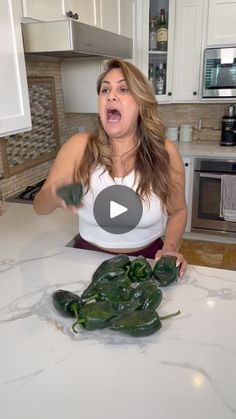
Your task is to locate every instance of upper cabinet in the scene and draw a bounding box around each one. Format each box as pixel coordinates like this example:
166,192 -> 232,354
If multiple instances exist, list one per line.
172,0 -> 204,102
100,0 -> 119,33
21,0 -> 134,36
22,0 -> 67,21
138,0 -> 175,104
65,0 -> 100,26
206,0 -> 236,46
139,0 -> 203,104
22,0 -> 100,24
0,0 -> 31,138
120,0 -> 135,38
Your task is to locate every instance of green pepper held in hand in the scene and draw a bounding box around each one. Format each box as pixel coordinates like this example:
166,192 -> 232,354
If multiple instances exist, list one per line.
128,256 -> 153,283
92,254 -> 130,283
153,256 -> 179,286
52,289 -> 84,317
131,279 -> 163,310
72,301 -> 117,333
56,183 -> 83,206
109,309 -> 181,337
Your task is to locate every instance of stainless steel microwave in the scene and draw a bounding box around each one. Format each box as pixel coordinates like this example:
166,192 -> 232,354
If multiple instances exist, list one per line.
202,47 -> 236,98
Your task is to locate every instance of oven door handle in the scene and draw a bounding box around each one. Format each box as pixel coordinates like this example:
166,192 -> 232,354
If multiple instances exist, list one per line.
199,173 -> 222,179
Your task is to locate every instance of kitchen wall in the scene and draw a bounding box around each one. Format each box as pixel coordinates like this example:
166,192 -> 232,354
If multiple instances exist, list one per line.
0,59 -> 97,199
0,58 -> 233,199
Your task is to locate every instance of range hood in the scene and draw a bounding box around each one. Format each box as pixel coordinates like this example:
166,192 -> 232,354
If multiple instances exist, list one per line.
22,20 -> 133,59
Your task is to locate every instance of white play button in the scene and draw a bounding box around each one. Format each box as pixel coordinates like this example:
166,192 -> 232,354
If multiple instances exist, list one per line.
93,185 -> 143,234
110,200 -> 128,219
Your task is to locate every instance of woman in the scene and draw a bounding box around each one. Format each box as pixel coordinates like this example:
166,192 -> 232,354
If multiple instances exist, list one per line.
34,59 -> 187,277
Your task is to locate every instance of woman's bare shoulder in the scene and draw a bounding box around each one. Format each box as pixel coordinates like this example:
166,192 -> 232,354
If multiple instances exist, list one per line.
165,139 -> 184,171
63,132 -> 91,151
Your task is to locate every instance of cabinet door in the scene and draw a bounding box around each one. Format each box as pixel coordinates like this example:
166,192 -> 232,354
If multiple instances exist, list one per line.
0,0 -> 31,138
22,0 -> 65,21
183,157 -> 194,232
66,0 -> 100,26
100,0 -> 119,33
172,0 -> 204,102
138,0 -> 175,104
120,0 -> 134,38
207,0 -> 236,46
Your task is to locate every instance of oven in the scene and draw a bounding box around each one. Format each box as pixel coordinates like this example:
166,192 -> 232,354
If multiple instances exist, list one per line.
192,159 -> 236,235
202,47 -> 236,98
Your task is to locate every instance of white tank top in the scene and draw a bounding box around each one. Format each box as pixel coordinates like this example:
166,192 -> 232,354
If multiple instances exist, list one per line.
78,166 -> 167,248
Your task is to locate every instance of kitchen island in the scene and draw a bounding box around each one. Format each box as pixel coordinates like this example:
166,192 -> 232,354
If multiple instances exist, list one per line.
0,241 -> 235,419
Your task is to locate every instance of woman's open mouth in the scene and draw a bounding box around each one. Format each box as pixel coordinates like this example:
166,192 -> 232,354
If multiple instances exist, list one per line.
107,108 -> 122,123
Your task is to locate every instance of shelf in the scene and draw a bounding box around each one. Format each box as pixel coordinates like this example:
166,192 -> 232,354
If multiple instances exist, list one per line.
148,50 -> 168,55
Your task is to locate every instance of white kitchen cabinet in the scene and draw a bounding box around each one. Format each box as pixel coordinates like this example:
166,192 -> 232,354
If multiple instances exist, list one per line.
172,0 -> 204,103
66,0 -> 100,26
207,0 -> 236,46
22,0 -> 100,25
100,0 -> 119,33
0,0 -> 31,138
183,157 -> 194,232
21,0 -> 133,35
21,0 -> 65,21
120,0 -> 135,38
137,0 -> 175,104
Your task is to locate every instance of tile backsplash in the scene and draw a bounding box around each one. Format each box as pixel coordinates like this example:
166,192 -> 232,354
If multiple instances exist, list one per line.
0,58 -> 233,199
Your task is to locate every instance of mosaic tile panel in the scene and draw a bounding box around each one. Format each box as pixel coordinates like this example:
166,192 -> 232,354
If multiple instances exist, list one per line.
1,76 -> 60,177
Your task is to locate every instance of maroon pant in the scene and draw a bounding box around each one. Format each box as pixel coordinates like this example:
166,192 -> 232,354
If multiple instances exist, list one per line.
73,235 -> 163,259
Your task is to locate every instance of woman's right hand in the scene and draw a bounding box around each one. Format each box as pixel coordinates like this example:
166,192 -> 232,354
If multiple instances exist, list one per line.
51,183 -> 84,215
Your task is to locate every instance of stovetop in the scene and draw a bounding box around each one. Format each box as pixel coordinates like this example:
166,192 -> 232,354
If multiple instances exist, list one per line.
6,179 -> 46,204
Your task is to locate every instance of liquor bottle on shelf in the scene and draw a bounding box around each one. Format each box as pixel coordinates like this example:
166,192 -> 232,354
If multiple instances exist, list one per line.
149,18 -> 157,51
156,9 -> 168,51
156,63 -> 166,95
149,63 -> 156,93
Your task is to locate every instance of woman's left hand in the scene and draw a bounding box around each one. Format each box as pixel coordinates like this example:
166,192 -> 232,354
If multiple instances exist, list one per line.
154,248 -> 187,279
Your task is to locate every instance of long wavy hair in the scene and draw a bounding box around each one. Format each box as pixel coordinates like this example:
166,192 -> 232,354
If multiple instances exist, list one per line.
77,59 -> 171,208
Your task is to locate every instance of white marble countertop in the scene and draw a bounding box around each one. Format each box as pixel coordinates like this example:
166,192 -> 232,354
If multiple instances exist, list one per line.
0,202 -> 78,258
176,141 -> 236,158
0,247 -> 235,419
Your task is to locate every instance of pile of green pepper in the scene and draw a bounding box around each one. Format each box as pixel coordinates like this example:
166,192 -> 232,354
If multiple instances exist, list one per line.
52,254 -> 181,337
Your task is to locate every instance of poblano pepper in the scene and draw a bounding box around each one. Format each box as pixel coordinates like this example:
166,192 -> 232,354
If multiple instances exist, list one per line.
128,256 -> 153,283
109,309 -> 181,337
52,289 -> 84,318
72,301 -> 117,333
110,300 -> 140,313
92,254 -> 130,283
56,183 -> 83,206
81,268 -> 131,300
153,256 -> 179,286
131,279 -> 163,310
95,282 -> 133,302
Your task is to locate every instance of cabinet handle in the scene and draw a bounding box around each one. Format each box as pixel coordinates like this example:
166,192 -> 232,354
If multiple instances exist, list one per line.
168,92 -> 172,96
184,163 -> 189,167
73,13 -> 79,20
66,10 -> 73,18
193,91 -> 197,96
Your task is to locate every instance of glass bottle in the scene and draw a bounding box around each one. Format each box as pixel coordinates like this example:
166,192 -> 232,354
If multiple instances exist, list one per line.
156,9 -> 168,51
149,18 -> 157,51
156,63 -> 166,95
149,63 -> 156,94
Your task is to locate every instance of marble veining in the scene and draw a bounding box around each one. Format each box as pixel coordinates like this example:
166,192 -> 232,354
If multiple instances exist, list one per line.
0,248 -> 236,419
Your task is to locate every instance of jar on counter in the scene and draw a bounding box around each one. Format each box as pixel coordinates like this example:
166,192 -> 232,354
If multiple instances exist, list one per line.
179,125 -> 193,142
